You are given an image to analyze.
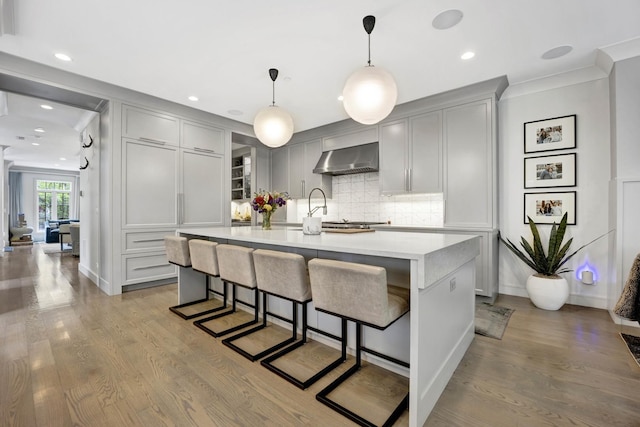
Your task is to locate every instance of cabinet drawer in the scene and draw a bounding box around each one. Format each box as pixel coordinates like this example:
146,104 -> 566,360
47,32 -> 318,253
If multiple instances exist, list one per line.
182,121 -> 225,153
123,105 -> 180,146
123,230 -> 174,252
124,252 -> 176,284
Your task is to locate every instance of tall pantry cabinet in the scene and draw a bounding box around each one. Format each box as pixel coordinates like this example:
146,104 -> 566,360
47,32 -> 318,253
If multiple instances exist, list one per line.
119,104 -> 225,290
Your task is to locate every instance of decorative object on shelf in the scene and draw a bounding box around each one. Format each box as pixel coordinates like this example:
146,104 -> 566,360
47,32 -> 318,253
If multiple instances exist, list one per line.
524,114 -> 576,153
500,212 -> 610,310
251,190 -> 289,230
253,68 -> 294,148
524,191 -> 576,224
80,156 -> 89,170
342,15 -> 397,125
524,153 -> 576,188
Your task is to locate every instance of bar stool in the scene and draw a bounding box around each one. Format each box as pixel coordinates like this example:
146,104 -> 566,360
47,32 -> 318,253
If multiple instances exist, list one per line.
308,258 -> 410,427
255,250 -> 347,388
167,239 -> 228,320
165,235 -> 195,318
194,244 -> 260,338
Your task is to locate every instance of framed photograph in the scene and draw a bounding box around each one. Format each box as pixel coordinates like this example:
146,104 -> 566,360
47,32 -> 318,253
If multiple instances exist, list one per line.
524,114 -> 576,153
524,153 -> 576,188
524,191 -> 576,225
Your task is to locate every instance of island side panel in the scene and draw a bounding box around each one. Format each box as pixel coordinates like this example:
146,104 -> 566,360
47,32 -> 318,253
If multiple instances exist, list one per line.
410,259 -> 476,427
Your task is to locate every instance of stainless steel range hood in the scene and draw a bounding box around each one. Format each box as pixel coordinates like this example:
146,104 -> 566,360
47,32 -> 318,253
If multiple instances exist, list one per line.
313,142 -> 379,175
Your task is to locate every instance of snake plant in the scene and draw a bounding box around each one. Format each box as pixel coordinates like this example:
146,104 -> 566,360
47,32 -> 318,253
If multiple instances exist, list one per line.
500,213 -> 607,277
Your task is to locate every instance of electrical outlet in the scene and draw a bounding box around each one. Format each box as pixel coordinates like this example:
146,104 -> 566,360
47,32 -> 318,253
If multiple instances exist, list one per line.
450,278 -> 456,292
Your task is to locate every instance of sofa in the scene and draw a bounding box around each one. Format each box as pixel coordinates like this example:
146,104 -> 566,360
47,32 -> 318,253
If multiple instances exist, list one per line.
45,220 -> 79,243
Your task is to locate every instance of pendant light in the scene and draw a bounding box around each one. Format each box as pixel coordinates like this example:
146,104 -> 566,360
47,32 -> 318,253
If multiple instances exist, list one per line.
253,68 -> 294,148
342,15 -> 398,125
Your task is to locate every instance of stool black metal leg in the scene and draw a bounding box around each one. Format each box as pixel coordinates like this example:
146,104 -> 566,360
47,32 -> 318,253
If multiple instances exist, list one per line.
193,282 -> 260,338
169,275 -> 228,320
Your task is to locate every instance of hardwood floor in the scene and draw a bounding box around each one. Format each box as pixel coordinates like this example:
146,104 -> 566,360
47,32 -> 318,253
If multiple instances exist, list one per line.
1,244 -> 640,426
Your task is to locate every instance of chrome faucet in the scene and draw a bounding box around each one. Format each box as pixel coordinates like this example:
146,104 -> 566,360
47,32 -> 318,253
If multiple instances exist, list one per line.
308,187 -> 327,217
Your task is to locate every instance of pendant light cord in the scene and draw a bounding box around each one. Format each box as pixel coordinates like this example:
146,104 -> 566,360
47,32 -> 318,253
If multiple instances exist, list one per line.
272,80 -> 275,106
367,33 -> 371,66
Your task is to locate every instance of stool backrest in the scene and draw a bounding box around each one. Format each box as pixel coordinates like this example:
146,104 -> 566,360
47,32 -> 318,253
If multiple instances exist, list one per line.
253,249 -> 311,302
308,258 -> 391,327
188,239 -> 219,276
216,244 -> 257,288
164,236 -> 191,267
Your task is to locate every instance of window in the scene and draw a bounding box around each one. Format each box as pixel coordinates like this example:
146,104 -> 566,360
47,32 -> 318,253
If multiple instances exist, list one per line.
37,180 -> 72,230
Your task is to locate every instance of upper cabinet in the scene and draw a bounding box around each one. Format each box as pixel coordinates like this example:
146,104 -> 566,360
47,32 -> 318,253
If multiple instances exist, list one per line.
443,99 -> 495,229
182,120 -> 225,153
379,110 -> 442,195
122,105 -> 180,146
270,139 -> 331,199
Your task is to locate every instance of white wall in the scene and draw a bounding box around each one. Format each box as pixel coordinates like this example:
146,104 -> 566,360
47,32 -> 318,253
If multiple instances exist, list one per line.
78,115 -> 100,285
498,75 -> 612,308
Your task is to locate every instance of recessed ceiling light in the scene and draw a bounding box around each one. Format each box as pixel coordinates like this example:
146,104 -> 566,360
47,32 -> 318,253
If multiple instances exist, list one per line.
461,51 -> 475,60
54,53 -> 72,62
40,104 -> 53,110
34,127 -> 45,133
188,95 -> 199,102
337,95 -> 344,102
541,45 -> 573,60
32,142 -> 40,146
432,9 -> 463,30
59,157 -> 66,161
227,109 -> 243,116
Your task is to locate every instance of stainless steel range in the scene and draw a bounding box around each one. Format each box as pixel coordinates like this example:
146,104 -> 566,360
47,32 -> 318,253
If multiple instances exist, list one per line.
321,221 -> 386,230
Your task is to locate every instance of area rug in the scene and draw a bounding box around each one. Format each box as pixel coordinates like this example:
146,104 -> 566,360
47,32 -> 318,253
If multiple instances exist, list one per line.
41,243 -> 69,254
475,302 -> 514,340
620,333 -> 640,367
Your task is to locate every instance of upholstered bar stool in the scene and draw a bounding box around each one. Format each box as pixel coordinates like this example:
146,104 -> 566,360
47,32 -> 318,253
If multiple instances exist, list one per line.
254,250 -> 347,388
194,244 -> 260,338
222,249 -> 310,361
168,239 -> 229,319
308,258 -> 410,427
165,235 -> 195,317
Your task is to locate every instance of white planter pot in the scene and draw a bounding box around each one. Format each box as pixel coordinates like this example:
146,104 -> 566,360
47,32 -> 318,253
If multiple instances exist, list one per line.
525,274 -> 569,310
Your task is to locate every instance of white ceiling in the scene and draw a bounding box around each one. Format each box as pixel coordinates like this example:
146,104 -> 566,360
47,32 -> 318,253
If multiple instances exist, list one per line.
1,0 -> 640,170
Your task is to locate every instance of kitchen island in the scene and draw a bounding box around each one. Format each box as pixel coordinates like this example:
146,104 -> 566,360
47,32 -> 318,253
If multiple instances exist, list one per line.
176,226 -> 479,427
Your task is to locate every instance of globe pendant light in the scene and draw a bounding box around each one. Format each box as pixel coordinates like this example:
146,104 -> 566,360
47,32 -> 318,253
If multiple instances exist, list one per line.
253,68 -> 294,148
342,15 -> 398,125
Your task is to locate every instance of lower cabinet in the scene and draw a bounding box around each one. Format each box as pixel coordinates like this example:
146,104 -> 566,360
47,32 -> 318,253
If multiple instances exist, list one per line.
123,251 -> 177,286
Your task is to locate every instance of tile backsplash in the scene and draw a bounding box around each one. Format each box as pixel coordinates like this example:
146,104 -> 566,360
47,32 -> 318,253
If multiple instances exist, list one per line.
289,172 -> 444,226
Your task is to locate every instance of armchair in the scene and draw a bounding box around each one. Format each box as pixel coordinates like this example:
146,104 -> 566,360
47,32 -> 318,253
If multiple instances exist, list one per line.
59,223 -> 72,250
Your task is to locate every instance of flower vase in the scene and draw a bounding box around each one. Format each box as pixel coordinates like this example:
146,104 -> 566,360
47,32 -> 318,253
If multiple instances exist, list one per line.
261,211 -> 272,230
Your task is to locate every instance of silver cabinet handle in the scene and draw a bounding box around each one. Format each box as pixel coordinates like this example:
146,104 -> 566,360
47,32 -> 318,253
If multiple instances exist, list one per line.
301,180 -> 305,199
139,137 -> 168,145
404,169 -> 408,192
132,238 -> 164,243
193,147 -> 215,153
409,168 -> 413,192
133,264 -> 170,271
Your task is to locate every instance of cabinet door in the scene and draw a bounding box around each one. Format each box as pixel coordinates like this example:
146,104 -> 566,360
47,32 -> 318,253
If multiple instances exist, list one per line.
289,143 -> 306,198
379,120 -> 408,195
255,145 -> 271,195
270,147 -> 289,194
122,105 -> 179,146
410,111 -> 442,193
123,139 -> 178,226
181,150 -> 224,226
444,100 -> 493,228
182,121 -> 225,153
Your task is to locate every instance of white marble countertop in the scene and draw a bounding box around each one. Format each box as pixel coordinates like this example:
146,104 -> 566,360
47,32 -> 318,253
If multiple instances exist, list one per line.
177,226 -> 479,289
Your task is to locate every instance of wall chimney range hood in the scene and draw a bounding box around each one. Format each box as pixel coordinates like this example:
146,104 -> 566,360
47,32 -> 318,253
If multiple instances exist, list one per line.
313,142 -> 379,175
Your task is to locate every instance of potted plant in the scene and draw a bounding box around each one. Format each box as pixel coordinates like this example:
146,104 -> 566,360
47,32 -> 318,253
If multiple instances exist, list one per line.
500,213 -> 607,310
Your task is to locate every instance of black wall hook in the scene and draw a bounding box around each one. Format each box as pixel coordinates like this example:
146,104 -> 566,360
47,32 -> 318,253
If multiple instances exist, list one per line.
80,157 -> 89,170
82,134 -> 94,149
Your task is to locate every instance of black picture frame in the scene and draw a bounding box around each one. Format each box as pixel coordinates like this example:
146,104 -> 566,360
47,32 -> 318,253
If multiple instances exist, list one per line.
524,114 -> 576,154
524,191 -> 576,225
524,153 -> 576,189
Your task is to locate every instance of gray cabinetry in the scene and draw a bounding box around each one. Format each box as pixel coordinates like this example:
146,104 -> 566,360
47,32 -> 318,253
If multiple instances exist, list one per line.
443,99 -> 494,228
123,138 -> 178,227
181,149 -> 224,226
270,139 -> 331,199
182,120 -> 224,153
379,110 -> 442,195
122,104 -> 179,146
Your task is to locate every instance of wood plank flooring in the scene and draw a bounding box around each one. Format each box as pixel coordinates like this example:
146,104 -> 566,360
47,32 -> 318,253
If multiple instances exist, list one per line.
1,244 -> 640,426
